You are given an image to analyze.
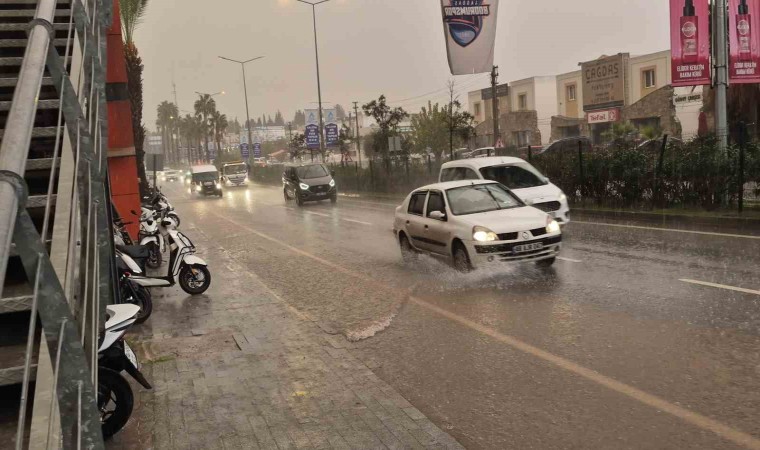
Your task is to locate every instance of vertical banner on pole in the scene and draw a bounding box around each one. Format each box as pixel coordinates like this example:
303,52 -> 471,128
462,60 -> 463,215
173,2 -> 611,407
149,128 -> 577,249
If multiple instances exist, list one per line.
440,0 -> 500,75
670,0 -> 711,86
240,143 -> 249,159
325,109 -> 339,147
305,109 -> 320,149
729,0 -> 760,83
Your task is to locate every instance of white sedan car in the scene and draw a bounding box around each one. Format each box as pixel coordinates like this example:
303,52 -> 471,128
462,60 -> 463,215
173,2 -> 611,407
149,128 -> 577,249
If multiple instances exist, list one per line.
393,180 -> 562,271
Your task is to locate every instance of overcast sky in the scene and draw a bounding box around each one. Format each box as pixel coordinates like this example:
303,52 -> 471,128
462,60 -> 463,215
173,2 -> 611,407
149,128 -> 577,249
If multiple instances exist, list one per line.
135,0 -> 671,130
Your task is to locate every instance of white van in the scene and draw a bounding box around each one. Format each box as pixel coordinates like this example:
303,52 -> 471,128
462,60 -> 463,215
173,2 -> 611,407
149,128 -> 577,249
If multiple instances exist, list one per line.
222,161 -> 248,186
439,157 -> 570,224
190,165 -> 223,197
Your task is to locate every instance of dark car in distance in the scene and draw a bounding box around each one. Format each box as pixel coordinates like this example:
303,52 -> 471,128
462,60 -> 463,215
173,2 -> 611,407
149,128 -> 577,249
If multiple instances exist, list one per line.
282,163 -> 337,206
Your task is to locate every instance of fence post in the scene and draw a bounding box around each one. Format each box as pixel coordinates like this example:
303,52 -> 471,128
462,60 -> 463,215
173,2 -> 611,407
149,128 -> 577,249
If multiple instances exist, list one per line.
369,160 -> 375,191
738,122 -> 746,213
528,145 -> 532,162
427,154 -> 432,174
355,161 -> 360,193
577,140 -> 585,199
655,134 -> 669,208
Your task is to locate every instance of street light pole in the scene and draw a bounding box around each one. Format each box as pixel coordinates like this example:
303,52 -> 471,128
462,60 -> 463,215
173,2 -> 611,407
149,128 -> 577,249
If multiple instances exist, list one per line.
297,0 -> 330,160
218,56 -> 264,160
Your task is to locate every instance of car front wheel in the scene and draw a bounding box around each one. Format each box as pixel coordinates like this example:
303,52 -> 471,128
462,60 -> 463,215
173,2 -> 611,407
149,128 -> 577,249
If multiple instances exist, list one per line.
452,243 -> 472,273
399,234 -> 417,263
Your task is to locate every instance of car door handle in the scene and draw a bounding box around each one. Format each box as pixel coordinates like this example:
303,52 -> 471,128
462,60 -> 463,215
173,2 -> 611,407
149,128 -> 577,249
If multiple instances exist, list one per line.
406,220 -> 410,225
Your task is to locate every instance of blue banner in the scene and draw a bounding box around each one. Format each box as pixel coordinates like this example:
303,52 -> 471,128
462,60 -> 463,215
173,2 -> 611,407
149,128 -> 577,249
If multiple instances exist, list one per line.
325,123 -> 339,147
305,124 -> 320,149
240,143 -> 249,158
253,142 -> 261,157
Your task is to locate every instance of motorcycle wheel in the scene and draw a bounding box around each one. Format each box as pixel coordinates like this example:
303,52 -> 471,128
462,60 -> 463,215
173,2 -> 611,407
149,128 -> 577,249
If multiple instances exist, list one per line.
178,264 -> 211,295
132,284 -> 153,324
146,242 -> 162,269
98,367 -> 134,440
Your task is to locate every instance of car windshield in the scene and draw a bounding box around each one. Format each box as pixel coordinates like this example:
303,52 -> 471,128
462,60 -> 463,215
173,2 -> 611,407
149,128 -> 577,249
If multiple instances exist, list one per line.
446,183 -> 523,216
296,165 -> 328,179
192,172 -> 218,182
223,164 -> 247,175
479,164 -> 548,189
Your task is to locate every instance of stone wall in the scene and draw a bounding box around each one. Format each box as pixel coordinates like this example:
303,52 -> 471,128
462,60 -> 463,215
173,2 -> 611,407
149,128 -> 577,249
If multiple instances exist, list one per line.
550,116 -> 589,142
621,85 -> 681,138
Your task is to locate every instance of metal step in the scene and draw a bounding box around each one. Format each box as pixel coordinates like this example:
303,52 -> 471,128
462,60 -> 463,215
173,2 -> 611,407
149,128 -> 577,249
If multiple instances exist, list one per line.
0,38 -> 69,47
0,55 -> 70,66
0,126 -> 61,140
0,99 -> 59,110
26,194 -> 56,209
25,157 -> 61,170
0,23 -> 70,31
0,295 -> 32,314
0,9 -> 71,18
0,76 -> 53,87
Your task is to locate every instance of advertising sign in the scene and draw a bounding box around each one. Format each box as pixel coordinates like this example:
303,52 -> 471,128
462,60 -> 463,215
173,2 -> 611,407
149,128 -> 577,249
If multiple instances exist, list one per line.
581,54 -> 627,112
253,142 -> 261,158
729,0 -> 760,83
240,143 -> 249,158
324,109 -> 339,147
670,0 -> 711,86
586,108 -> 620,124
305,109 -> 320,149
440,0 -> 500,75
481,83 -> 509,100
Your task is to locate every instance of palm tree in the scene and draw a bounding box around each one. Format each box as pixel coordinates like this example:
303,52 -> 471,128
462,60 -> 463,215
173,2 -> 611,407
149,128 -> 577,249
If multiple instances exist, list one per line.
211,110 -> 228,156
156,101 -> 175,163
121,0 -> 150,193
194,95 -> 217,162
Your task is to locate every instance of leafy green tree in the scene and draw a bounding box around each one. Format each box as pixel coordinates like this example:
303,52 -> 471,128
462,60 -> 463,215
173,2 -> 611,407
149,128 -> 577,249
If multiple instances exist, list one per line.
362,95 -> 407,157
156,101 -> 179,163
194,94 -> 217,161
293,110 -> 306,127
121,0 -> 150,193
210,110 -> 228,155
274,111 -> 285,126
335,104 -> 347,121
289,132 -> 306,159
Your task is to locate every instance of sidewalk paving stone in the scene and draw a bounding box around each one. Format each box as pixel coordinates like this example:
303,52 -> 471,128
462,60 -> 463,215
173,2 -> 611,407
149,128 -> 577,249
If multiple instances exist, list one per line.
105,223 -> 464,450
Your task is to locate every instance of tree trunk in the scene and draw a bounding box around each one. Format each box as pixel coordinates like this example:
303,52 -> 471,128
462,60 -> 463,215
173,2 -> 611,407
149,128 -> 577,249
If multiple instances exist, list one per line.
124,42 -> 149,195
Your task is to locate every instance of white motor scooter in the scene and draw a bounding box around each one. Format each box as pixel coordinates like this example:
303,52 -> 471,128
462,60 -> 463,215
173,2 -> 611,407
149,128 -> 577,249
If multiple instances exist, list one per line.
136,208 -> 164,269
119,217 -> 211,295
98,304 -> 152,440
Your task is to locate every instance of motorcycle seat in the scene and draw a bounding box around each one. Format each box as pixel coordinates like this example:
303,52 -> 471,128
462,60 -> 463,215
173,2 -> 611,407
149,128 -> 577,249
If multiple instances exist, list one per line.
116,244 -> 150,260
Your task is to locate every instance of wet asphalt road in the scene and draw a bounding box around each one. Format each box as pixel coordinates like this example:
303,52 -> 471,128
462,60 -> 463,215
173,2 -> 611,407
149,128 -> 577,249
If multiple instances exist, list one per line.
163,181 -> 760,450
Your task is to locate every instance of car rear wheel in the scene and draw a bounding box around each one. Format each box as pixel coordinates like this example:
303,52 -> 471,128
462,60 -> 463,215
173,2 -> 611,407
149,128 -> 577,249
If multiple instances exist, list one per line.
399,234 -> 417,263
452,243 -> 472,273
296,195 -> 304,207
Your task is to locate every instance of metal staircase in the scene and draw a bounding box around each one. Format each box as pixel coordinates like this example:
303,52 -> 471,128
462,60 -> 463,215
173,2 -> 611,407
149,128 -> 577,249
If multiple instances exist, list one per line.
0,0 -> 114,448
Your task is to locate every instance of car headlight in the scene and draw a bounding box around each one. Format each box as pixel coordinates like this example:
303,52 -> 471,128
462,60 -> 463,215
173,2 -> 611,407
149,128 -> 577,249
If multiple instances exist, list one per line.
559,193 -> 567,202
299,183 -> 310,190
195,185 -> 201,192
546,217 -> 560,233
329,179 -> 336,187
216,182 -> 222,189
472,226 -> 498,242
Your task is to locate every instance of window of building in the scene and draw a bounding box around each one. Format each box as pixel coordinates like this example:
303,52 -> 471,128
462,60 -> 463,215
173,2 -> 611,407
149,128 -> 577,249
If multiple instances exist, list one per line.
513,131 -> 531,147
518,94 -> 528,111
643,69 -> 656,89
474,102 -> 481,117
566,84 -> 576,102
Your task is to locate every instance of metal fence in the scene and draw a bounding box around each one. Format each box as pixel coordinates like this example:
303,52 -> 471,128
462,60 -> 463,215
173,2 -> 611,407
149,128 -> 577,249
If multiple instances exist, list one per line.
0,0 -> 113,448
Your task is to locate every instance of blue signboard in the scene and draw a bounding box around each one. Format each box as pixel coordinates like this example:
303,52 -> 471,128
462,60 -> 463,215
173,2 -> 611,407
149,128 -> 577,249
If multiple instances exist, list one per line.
253,142 -> 261,157
325,123 -> 339,147
305,124 -> 320,149
240,143 -> 249,158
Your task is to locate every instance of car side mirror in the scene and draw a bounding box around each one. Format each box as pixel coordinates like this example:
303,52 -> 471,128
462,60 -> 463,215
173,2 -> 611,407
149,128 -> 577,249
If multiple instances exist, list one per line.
429,211 -> 447,221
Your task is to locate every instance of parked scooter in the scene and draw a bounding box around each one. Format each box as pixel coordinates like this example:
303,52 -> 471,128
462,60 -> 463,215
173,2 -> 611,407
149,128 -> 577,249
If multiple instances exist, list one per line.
98,304 -> 152,440
118,216 -> 211,295
142,187 -> 180,227
136,209 -> 163,269
115,253 -> 153,323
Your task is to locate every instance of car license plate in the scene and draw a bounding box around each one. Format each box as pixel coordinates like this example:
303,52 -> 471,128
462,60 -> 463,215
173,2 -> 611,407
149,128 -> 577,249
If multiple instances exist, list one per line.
124,342 -> 138,369
514,242 -> 543,253
316,192 -> 326,196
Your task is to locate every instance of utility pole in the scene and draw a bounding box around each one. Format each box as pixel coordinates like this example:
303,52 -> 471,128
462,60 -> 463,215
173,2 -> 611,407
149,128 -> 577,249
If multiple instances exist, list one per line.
714,0 -> 728,150
491,65 -> 500,147
353,101 -> 362,166
448,80 -> 455,161
297,0 -> 330,160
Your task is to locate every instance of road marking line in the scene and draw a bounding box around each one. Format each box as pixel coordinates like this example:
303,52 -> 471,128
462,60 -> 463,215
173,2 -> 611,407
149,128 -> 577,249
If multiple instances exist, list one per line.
342,218 -> 372,226
572,220 -> 760,240
306,211 -> 331,218
209,211 -> 760,449
680,279 -> 760,296
557,256 -> 582,263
